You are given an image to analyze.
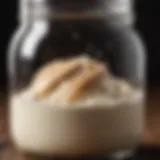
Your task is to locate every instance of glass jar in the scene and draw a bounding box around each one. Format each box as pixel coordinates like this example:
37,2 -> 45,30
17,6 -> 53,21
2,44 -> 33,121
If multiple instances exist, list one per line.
8,0 -> 146,159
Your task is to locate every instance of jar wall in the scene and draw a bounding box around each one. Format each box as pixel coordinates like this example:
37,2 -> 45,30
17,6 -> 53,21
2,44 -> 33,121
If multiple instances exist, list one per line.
8,3 -> 146,155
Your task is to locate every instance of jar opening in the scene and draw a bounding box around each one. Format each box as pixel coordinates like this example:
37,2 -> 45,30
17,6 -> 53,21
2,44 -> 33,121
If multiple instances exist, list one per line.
19,0 -> 134,24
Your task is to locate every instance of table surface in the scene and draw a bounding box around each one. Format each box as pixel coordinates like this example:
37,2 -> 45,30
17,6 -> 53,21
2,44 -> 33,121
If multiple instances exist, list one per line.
0,88 -> 160,159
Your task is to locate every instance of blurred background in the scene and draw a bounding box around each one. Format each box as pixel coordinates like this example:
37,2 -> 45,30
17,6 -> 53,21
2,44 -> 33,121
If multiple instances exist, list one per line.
0,0 -> 160,88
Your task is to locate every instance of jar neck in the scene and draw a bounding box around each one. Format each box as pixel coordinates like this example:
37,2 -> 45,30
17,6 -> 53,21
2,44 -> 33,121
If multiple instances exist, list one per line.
19,0 -> 135,25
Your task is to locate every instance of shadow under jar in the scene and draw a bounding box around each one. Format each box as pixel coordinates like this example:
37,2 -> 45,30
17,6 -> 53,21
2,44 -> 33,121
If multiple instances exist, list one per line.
8,0 -> 146,159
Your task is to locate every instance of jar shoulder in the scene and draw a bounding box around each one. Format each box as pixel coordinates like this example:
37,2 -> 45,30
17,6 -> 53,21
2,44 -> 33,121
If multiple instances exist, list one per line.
8,21 -> 145,62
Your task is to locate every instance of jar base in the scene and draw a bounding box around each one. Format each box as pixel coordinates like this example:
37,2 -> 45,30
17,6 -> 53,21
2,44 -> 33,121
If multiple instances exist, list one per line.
22,150 -> 135,160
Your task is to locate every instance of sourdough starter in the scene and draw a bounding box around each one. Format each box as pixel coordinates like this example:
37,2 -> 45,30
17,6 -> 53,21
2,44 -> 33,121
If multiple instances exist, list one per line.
10,79 -> 144,156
